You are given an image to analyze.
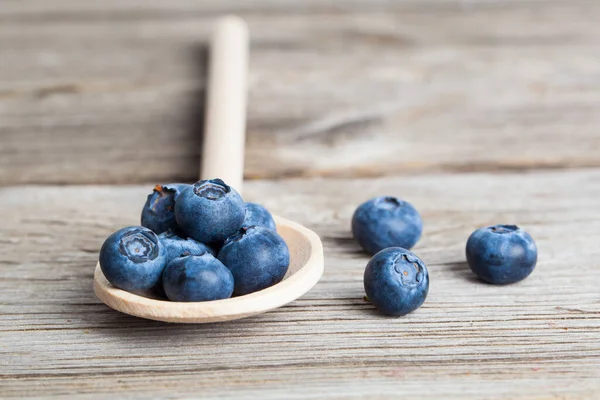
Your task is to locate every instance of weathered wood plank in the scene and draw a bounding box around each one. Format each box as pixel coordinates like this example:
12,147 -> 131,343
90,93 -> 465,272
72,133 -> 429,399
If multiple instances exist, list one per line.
2,1 -> 600,184
1,169 -> 599,398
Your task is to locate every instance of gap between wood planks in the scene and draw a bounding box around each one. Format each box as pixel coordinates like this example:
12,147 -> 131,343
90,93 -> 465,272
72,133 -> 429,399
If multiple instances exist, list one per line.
2,1 -> 600,184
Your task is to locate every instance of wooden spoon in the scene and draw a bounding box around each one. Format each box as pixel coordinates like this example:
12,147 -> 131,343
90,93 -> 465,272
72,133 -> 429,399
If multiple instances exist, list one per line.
94,16 -> 324,323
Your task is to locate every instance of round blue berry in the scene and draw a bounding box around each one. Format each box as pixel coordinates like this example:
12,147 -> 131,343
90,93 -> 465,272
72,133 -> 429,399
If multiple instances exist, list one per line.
162,254 -> 234,302
364,247 -> 429,316
466,224 -> 537,284
158,231 -> 216,263
243,202 -> 277,231
352,196 -> 423,255
175,179 -> 245,243
99,226 -> 168,295
218,226 -> 290,296
141,183 -> 190,234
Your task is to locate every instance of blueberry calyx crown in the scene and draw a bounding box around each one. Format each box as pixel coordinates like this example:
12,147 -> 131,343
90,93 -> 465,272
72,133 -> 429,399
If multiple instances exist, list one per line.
153,184 -> 178,197
225,226 -> 254,245
489,224 -> 519,234
379,196 -> 404,208
393,253 -> 425,285
193,178 -> 230,201
119,228 -> 159,263
148,185 -> 175,213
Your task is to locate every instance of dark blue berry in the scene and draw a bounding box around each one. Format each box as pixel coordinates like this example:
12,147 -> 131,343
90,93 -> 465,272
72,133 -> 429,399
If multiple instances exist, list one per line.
364,247 -> 429,316
352,196 -> 423,255
158,231 -> 215,263
162,254 -> 234,302
466,224 -> 537,284
141,183 -> 190,234
218,226 -> 290,296
243,202 -> 276,231
175,179 -> 245,243
99,226 -> 168,295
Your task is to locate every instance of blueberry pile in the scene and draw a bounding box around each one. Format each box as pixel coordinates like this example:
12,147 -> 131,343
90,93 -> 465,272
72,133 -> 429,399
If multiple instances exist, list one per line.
99,179 -> 290,302
353,196 -> 538,317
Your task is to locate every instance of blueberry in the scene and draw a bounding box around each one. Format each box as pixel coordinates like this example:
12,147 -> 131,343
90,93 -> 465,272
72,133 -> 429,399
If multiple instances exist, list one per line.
352,196 -> 423,255
99,226 -> 168,295
363,247 -> 429,316
162,254 -> 234,302
218,226 -> 290,296
158,231 -> 216,263
466,224 -> 537,284
175,179 -> 245,243
141,183 -> 190,234
243,202 -> 277,230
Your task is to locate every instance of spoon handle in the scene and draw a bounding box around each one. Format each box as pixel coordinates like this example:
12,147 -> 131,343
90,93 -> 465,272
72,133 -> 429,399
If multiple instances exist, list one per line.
201,16 -> 249,194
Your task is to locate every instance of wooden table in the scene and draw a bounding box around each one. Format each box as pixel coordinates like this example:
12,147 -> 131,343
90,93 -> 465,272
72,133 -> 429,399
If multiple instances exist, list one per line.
1,1 -> 599,398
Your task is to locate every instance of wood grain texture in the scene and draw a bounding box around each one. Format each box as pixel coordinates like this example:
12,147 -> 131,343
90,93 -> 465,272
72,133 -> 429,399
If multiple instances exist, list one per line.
2,1 -> 600,184
1,169 -> 599,398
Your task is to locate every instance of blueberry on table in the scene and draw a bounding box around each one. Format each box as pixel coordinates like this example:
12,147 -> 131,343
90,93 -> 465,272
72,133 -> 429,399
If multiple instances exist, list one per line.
162,254 -> 234,302
218,226 -> 290,296
99,226 -> 168,295
158,231 -> 216,263
243,202 -> 277,231
175,179 -> 245,243
352,196 -> 423,255
364,247 -> 429,316
141,183 -> 190,234
466,224 -> 537,284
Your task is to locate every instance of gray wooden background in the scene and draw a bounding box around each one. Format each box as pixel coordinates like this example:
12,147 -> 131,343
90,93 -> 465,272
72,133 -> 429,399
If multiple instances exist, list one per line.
1,1 -> 599,399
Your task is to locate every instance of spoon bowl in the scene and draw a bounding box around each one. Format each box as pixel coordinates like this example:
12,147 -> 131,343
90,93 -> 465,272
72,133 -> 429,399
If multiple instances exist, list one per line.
94,17 -> 324,323
94,215 -> 324,323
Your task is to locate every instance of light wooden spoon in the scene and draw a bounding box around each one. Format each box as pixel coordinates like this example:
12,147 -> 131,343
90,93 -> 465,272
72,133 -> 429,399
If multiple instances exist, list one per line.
94,16 -> 324,323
